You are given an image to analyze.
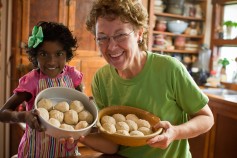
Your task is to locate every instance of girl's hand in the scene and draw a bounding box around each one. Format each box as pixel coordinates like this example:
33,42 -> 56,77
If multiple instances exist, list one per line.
25,109 -> 45,132
146,121 -> 177,149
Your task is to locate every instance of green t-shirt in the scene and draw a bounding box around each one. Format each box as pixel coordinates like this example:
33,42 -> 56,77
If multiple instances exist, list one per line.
92,51 -> 208,158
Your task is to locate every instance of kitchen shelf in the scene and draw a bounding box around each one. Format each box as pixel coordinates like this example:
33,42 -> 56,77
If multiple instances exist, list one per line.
154,12 -> 205,21
152,48 -> 199,54
212,39 -> 237,46
153,31 -> 204,39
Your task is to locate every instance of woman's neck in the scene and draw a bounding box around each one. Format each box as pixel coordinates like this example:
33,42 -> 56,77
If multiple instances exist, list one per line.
117,51 -> 147,79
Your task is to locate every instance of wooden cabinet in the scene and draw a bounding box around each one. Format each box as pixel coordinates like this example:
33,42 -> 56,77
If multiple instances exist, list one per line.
208,98 -> 237,158
69,51 -> 107,97
189,96 -> 237,158
147,0 -> 207,70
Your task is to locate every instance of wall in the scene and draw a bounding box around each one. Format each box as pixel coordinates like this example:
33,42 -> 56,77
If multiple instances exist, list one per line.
0,0 -> 12,158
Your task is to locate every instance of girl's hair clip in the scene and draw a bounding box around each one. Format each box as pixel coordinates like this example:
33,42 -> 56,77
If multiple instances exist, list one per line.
28,26 -> 44,48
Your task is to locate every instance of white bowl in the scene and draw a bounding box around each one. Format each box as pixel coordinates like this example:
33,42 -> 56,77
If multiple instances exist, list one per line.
34,87 -> 98,139
167,20 -> 188,34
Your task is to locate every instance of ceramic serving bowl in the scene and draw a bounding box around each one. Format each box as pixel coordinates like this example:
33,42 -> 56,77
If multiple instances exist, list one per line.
97,106 -> 163,146
34,87 -> 98,139
167,20 -> 188,34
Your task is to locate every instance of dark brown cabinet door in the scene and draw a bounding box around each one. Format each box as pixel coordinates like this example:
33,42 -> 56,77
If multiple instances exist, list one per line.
68,0 -> 97,51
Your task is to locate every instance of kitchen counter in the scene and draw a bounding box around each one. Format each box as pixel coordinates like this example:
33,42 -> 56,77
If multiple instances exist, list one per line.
201,87 -> 237,105
205,93 -> 237,105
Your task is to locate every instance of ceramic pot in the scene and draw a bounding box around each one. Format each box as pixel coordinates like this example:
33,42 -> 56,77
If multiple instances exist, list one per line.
155,20 -> 167,32
174,36 -> 186,50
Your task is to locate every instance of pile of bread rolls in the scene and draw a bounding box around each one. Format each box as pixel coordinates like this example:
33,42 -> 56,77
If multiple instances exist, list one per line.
100,113 -> 153,136
37,98 -> 93,130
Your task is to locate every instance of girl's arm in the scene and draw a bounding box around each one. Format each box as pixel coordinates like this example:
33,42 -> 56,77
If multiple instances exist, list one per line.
0,92 -> 31,122
0,92 -> 45,132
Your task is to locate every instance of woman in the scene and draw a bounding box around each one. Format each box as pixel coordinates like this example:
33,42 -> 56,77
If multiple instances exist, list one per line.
79,0 -> 214,157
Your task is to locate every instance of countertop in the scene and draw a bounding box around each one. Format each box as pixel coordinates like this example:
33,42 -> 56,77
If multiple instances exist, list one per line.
200,86 -> 237,105
204,92 -> 237,105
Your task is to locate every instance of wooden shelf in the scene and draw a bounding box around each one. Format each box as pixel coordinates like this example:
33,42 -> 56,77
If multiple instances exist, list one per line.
152,48 -> 199,54
153,31 -> 204,39
212,39 -> 237,46
154,12 -> 205,21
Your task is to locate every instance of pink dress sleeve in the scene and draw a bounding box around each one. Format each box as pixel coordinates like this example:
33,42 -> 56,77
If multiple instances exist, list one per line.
66,66 -> 83,88
13,70 -> 39,109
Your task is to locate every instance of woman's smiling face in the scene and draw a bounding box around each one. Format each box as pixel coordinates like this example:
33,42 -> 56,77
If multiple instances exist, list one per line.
37,41 -> 67,78
95,17 -> 141,71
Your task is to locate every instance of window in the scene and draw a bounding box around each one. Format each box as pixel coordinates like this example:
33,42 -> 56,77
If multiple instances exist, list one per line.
211,3 -> 237,83
223,4 -> 237,39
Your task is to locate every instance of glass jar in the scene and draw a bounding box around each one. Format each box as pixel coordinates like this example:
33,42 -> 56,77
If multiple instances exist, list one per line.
154,20 -> 167,32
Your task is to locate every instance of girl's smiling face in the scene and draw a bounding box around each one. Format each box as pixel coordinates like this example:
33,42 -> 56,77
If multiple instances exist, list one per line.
37,41 -> 67,78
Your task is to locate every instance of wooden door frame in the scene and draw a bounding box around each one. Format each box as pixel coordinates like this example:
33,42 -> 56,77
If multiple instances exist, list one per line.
0,0 -> 13,157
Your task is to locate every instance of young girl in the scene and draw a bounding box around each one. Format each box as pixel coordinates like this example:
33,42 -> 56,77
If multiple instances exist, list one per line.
0,21 -> 83,157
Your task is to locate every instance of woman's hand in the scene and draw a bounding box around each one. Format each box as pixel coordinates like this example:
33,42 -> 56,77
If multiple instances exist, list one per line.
147,121 -> 177,149
59,137 -> 75,144
25,109 -> 45,132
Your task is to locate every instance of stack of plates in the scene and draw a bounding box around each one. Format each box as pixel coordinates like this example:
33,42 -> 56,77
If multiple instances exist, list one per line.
154,0 -> 165,14
185,42 -> 199,51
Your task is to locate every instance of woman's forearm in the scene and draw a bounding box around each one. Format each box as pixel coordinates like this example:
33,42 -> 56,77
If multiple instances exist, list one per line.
174,105 -> 214,140
80,133 -> 119,154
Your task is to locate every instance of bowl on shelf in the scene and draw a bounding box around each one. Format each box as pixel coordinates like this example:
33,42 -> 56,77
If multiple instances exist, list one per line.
34,87 -> 98,139
97,105 -> 163,146
167,20 -> 188,34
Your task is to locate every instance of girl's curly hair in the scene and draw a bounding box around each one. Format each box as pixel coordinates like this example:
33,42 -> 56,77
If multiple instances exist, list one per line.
86,0 -> 149,51
26,21 -> 78,67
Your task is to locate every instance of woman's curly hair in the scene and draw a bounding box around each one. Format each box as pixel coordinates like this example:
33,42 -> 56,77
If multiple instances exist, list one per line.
26,21 -> 78,67
86,0 -> 148,51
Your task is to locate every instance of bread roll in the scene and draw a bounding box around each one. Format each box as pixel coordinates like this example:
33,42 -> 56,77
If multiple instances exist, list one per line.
136,119 -> 151,128
37,98 -> 53,110
64,110 -> 78,125
54,101 -> 69,112
78,110 -> 93,124
48,118 -> 61,128
101,115 -> 116,125
49,109 -> 64,123
102,123 -> 116,134
70,100 -> 84,113
112,113 -> 126,122
60,123 -> 74,130
138,127 -> 153,135
115,122 -> 129,132
116,130 -> 130,136
126,114 -> 139,122
75,121 -> 88,130
125,120 -> 138,131
37,108 -> 49,121
130,130 -> 144,136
